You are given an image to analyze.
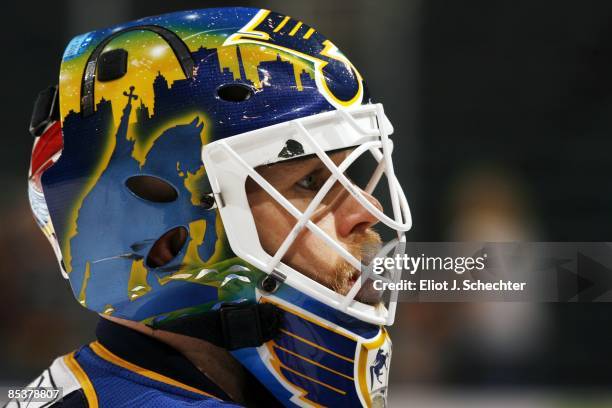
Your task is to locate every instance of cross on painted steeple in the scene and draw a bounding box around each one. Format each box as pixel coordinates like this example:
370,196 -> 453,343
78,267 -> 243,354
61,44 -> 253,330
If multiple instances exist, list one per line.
122,86 -> 138,105
115,86 -> 138,142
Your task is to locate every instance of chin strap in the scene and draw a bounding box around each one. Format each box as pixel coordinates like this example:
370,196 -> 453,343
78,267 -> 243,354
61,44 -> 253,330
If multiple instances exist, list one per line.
149,302 -> 283,351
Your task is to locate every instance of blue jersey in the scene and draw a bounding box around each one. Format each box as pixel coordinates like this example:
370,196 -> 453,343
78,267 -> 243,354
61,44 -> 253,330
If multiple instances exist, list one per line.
5,319 -> 244,407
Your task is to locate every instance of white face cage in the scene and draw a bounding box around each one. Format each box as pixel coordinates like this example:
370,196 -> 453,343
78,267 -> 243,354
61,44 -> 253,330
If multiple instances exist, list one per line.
202,103 -> 412,325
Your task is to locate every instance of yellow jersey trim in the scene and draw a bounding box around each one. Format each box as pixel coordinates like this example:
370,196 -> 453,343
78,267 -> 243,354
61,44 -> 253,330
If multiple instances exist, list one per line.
279,328 -> 355,363
279,361 -> 346,395
63,352 -> 99,408
88,341 -> 221,400
272,342 -> 354,381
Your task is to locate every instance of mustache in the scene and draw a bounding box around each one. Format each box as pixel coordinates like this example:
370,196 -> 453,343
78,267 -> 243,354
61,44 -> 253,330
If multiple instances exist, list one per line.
330,229 -> 382,294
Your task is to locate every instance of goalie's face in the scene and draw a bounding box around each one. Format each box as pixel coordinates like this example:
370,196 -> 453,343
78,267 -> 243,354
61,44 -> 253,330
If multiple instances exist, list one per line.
246,150 -> 383,298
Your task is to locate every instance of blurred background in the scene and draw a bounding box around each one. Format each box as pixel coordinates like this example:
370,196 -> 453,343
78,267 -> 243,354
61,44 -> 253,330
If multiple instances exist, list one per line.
3,0 -> 612,406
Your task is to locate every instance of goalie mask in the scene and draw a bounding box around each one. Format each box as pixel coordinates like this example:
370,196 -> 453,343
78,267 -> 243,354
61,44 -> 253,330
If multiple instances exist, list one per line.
28,8 -> 411,407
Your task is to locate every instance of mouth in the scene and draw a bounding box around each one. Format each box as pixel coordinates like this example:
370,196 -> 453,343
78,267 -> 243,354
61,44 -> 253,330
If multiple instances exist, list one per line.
348,269 -> 360,284
348,269 -> 383,306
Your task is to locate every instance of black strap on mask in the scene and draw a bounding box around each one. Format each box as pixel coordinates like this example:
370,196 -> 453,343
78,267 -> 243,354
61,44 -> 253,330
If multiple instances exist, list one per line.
80,24 -> 195,117
150,302 -> 283,351
30,85 -> 59,137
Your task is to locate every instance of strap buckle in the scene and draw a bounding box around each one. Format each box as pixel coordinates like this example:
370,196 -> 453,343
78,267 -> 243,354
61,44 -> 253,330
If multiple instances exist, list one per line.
219,303 -> 266,350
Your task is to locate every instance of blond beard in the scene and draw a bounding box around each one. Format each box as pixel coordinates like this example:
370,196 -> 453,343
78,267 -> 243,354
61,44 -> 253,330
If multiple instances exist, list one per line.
329,229 -> 382,297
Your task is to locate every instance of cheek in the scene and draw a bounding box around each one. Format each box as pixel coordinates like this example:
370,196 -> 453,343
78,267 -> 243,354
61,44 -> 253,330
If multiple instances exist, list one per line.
289,213 -> 338,258
250,199 -> 296,255
248,188 -> 343,271
284,213 -> 346,286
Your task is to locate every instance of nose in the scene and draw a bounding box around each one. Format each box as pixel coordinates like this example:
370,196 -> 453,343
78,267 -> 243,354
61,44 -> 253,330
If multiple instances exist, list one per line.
334,187 -> 383,237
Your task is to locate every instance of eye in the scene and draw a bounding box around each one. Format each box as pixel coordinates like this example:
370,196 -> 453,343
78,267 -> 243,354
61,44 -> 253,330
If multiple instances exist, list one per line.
296,173 -> 320,191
